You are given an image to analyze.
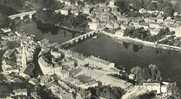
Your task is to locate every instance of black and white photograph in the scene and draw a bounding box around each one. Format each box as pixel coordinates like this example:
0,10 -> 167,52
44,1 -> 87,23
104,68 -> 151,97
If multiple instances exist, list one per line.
0,0 -> 181,99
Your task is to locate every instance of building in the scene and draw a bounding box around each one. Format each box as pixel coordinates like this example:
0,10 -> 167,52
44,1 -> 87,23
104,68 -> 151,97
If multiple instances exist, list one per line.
88,22 -> 99,30
47,83 -> 75,99
11,89 -> 27,97
142,82 -> 161,94
2,49 -> 19,73
141,82 -> 176,96
55,8 -> 69,16
56,70 -> 69,79
108,0 -> 116,7
175,26 -> 181,37
38,56 -> 54,75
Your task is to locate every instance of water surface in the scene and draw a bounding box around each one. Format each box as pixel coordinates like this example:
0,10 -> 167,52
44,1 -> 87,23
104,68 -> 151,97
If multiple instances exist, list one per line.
70,34 -> 181,87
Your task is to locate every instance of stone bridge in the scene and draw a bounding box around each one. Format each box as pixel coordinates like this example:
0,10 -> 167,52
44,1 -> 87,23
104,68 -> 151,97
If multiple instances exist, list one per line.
8,10 -> 36,20
8,8 -> 66,20
59,31 -> 98,48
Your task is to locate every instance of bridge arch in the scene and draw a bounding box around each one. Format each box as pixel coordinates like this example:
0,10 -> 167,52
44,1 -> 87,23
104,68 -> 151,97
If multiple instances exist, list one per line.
60,31 -> 98,48
23,15 -> 31,21
8,11 -> 36,21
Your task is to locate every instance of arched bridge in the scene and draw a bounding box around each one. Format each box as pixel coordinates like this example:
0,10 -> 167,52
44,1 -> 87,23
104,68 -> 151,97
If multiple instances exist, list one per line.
59,31 -> 98,48
8,10 -> 36,20
8,8 -> 69,21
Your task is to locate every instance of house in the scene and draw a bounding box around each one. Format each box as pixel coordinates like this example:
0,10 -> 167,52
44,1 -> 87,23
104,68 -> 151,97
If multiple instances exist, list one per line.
139,8 -> 147,14
150,28 -> 160,36
157,18 -> 164,24
50,50 -> 62,59
56,70 -> 69,79
11,89 -> 27,96
82,5 -> 90,15
108,0 -> 116,7
142,82 -> 176,95
128,74 -> 135,80
175,26 -> 181,37
115,29 -> 124,36
2,49 -> 19,73
48,84 -> 74,99
142,82 -> 161,94
149,23 -> 162,29
64,1 -> 71,6
88,22 -> 99,30
59,9 -> 69,16
144,18 -> 157,23
38,56 -> 54,75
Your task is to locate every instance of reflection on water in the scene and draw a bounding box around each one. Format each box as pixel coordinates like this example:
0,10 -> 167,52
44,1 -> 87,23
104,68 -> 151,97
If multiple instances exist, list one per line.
70,34 -> 181,87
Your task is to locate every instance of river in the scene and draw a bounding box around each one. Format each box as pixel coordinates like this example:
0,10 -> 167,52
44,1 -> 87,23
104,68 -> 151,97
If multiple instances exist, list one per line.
70,34 -> 181,88
15,20 -> 181,88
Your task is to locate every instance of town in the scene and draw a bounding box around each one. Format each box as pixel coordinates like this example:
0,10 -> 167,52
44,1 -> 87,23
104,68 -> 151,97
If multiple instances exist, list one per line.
0,0 -> 181,99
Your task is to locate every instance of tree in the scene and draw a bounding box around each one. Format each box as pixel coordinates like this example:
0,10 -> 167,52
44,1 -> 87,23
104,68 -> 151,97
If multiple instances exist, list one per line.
33,10 -> 60,34
148,64 -> 162,81
147,2 -> 158,10
129,0 -> 144,10
130,64 -> 162,84
161,0 -> 175,17
124,27 -> 151,41
153,27 -> 174,41
131,66 -> 145,84
72,13 -> 89,31
40,0 -> 64,10
115,0 -> 129,14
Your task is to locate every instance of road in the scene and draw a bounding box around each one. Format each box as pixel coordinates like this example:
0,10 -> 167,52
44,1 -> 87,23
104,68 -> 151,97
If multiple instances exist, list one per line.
102,31 -> 181,52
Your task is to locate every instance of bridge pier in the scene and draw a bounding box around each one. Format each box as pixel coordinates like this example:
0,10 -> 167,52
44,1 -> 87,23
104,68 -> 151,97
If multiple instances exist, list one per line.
70,40 -> 74,45
20,16 -> 24,20
80,36 -> 84,40
29,14 -> 33,19
87,33 -> 91,37
75,39 -> 79,43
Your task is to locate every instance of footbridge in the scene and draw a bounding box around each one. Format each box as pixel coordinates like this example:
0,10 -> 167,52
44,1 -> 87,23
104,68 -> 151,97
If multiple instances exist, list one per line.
8,10 -> 36,20
58,31 -> 98,48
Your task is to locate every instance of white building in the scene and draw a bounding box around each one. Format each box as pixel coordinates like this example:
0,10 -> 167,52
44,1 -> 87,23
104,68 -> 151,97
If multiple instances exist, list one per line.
149,23 -> 163,29
11,89 -> 27,96
108,0 -> 115,7
88,22 -> 99,30
142,82 -> 176,95
175,26 -> 181,37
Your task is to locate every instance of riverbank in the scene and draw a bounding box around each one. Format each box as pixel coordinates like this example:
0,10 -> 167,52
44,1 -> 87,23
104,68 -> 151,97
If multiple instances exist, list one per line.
102,31 -> 181,52
70,34 -> 181,88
